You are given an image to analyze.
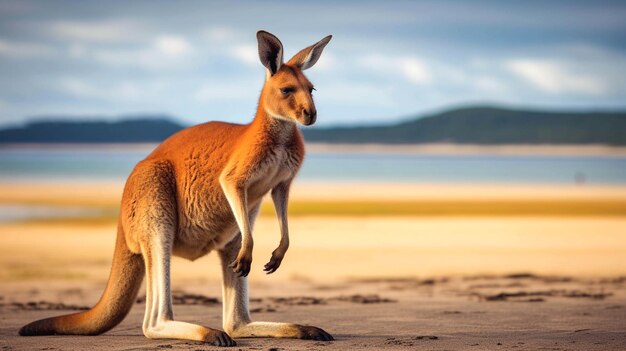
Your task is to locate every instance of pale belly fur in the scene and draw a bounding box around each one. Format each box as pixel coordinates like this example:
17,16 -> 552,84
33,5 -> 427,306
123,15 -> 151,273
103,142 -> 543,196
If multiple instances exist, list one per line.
171,147 -> 298,261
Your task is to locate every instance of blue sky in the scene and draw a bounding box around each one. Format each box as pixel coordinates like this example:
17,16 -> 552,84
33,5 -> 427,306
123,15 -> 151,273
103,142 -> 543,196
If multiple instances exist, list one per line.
0,0 -> 625,127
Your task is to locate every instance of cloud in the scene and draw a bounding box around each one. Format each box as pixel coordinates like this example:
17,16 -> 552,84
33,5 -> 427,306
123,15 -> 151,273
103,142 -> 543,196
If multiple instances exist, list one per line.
0,39 -> 55,58
193,78 -> 261,102
47,19 -> 145,43
357,54 -> 431,85
229,44 -> 257,66
90,48 -> 155,68
317,81 -> 395,107
398,58 -> 431,84
58,77 -> 164,101
67,35 -> 194,69
59,78 -> 124,101
473,76 -> 506,93
153,35 -> 191,56
203,26 -> 244,43
506,59 -> 606,95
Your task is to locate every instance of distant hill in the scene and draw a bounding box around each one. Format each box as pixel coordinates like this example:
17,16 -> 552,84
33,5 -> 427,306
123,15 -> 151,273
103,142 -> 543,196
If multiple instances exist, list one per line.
0,116 -> 184,143
1,107 -> 625,145
302,107 -> 626,145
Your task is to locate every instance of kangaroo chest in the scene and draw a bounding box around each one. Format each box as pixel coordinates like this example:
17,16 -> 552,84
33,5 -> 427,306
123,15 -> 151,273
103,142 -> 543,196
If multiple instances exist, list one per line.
173,143 -> 302,260
247,145 -> 302,201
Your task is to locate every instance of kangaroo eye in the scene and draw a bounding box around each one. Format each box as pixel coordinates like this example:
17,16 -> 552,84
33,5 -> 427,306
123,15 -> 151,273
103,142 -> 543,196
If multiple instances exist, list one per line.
280,87 -> 294,95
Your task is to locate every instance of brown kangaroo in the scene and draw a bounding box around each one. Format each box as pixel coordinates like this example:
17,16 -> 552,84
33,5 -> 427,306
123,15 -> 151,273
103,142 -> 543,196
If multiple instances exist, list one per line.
19,30 -> 333,347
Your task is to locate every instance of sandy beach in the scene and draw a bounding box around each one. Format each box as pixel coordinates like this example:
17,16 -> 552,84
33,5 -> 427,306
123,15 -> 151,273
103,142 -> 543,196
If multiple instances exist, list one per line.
3,142 -> 626,156
2,275 -> 625,351
1,181 -> 625,350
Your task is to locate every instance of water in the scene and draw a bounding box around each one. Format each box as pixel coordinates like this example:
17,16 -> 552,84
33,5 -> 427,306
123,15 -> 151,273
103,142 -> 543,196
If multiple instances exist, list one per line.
1,146 -> 625,184
0,204 -> 109,222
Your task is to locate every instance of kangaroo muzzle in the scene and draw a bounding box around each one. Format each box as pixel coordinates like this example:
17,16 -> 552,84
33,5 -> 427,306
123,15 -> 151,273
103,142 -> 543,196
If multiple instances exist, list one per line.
301,107 -> 317,126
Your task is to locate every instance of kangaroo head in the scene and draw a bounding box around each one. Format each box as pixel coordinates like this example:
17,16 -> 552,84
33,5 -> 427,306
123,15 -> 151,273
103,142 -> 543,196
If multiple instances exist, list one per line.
257,30 -> 332,126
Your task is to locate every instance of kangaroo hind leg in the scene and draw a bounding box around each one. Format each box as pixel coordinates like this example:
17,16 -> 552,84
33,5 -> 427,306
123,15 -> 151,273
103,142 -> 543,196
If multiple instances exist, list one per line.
140,233 -> 235,346
130,161 -> 235,346
219,232 -> 333,341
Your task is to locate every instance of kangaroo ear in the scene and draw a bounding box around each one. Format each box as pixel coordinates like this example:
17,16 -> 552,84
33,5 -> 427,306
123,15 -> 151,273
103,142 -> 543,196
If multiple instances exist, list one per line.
257,30 -> 284,76
287,35 -> 332,70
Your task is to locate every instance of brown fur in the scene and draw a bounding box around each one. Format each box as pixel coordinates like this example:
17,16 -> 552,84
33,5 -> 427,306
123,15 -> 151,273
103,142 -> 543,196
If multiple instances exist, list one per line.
19,31 -> 332,346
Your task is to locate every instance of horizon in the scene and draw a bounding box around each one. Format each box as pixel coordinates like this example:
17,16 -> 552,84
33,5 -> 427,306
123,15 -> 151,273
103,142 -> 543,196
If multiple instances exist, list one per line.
1,1 -> 626,128
3,103 -> 626,130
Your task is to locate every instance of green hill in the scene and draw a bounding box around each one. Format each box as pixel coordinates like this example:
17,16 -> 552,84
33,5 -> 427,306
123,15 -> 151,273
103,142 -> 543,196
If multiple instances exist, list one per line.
1,107 -> 625,145
302,106 -> 626,145
0,116 -> 183,143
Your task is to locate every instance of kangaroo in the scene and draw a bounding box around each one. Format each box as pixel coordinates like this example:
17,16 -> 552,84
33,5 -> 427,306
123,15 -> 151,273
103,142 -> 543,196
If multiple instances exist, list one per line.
19,30 -> 333,347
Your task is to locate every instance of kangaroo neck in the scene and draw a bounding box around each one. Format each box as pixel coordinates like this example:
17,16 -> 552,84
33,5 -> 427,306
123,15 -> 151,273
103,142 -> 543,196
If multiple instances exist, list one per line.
249,89 -> 297,145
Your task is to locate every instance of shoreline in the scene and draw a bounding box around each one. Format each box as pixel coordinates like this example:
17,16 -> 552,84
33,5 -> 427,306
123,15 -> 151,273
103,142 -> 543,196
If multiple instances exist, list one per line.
2,181 -> 626,222
2,142 -> 626,156
2,181 -> 626,203
306,142 -> 626,156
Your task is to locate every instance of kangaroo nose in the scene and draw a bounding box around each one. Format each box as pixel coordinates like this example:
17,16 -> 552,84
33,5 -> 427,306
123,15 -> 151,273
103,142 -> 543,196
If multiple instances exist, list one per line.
303,108 -> 317,125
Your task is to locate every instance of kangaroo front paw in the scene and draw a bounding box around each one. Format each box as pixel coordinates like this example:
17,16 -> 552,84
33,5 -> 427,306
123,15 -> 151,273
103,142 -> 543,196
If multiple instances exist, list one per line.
229,255 -> 252,277
295,325 -> 334,341
205,329 -> 237,347
263,250 -> 285,274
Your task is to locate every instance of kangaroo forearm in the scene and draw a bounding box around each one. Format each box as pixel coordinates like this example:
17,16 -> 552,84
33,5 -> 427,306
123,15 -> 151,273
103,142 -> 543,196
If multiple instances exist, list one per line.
265,181 -> 291,273
220,178 -> 254,276
271,180 -> 291,243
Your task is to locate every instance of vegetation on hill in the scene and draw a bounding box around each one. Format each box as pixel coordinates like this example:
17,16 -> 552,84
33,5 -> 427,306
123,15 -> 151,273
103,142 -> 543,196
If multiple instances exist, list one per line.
0,117 -> 183,143
302,107 -> 626,145
1,107 -> 625,145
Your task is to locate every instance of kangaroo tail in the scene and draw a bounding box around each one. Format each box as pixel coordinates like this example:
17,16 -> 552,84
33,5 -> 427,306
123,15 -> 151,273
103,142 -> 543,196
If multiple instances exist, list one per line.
19,225 -> 144,336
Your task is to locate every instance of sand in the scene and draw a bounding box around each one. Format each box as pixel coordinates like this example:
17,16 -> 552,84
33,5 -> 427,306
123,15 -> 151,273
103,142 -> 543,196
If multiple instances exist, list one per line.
1,181 -> 626,350
1,276 -> 625,350
2,216 -> 626,282
3,181 -> 626,204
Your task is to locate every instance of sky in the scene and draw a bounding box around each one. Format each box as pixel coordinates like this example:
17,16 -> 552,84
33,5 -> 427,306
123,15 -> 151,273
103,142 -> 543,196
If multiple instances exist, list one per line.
0,0 -> 625,127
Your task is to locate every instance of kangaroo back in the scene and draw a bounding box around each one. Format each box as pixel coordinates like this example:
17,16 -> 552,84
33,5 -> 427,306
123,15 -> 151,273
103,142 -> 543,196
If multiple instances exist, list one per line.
19,225 -> 144,336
